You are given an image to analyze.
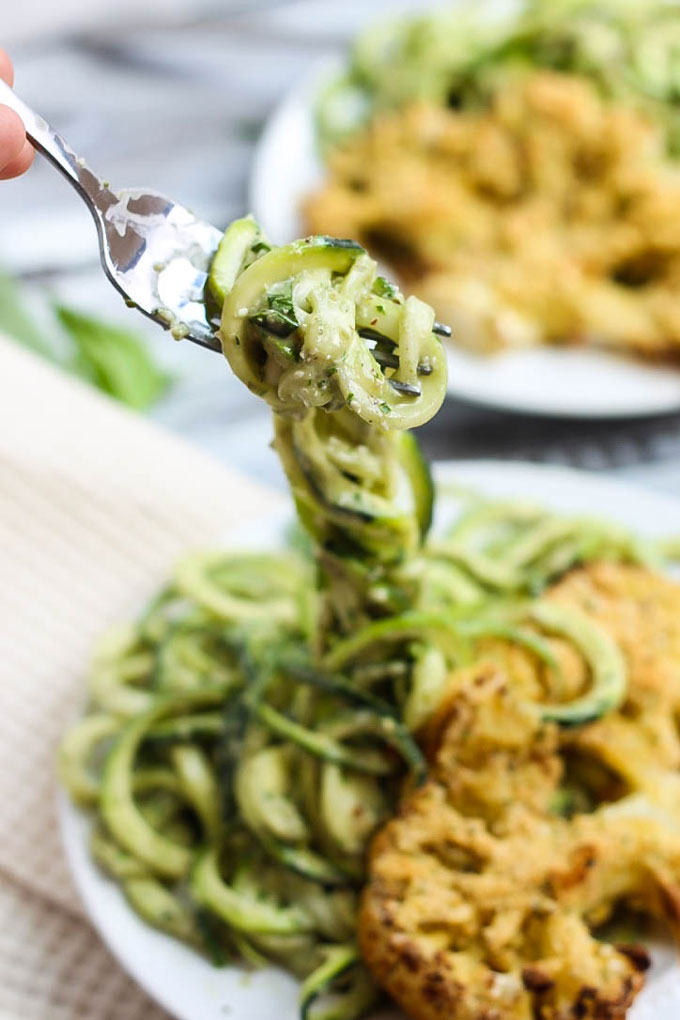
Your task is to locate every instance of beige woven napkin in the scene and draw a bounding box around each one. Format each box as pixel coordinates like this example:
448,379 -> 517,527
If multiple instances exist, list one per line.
0,335 -> 281,1018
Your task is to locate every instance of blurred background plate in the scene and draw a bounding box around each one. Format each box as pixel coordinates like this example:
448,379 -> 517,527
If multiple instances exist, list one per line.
250,58 -> 680,420
4,0 -> 680,484
59,458 -> 680,1020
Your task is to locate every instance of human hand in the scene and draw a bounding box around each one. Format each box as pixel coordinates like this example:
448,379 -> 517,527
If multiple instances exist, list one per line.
0,49 -> 34,180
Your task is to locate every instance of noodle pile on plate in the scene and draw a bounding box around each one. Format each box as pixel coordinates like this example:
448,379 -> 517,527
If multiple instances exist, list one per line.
306,71 -> 680,358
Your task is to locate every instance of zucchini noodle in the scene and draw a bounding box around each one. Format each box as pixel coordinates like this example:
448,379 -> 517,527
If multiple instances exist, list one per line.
218,232 -> 445,430
60,219 -> 677,1020
316,0 -> 680,157
214,220 -> 446,647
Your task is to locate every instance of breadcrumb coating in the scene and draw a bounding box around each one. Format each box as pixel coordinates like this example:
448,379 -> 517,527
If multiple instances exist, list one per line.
360,564 -> 680,1019
306,73 -> 680,358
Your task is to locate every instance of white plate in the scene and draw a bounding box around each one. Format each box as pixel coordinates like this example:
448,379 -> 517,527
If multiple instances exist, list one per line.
250,60 -> 680,420
59,460 -> 680,1019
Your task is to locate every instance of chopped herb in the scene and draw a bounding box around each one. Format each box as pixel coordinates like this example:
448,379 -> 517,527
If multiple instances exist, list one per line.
251,241 -> 271,254
373,276 -> 397,299
269,285 -> 299,325
250,281 -> 299,338
347,392 -> 354,403
380,402 -> 392,414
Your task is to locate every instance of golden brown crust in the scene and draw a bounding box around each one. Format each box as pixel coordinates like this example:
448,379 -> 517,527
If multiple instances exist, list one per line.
359,564 -> 680,1020
360,779 -> 649,1020
306,72 -> 680,359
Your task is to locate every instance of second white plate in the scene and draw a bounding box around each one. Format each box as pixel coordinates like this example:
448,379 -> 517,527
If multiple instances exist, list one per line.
250,60 -> 680,420
60,460 -> 680,1020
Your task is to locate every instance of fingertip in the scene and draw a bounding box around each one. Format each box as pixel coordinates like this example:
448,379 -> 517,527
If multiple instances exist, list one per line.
0,49 -> 14,87
0,58 -> 32,180
0,105 -> 26,170
0,138 -> 34,180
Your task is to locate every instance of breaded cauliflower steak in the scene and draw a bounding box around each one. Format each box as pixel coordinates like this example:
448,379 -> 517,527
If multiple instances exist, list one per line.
306,73 -> 680,358
360,564 -> 680,1020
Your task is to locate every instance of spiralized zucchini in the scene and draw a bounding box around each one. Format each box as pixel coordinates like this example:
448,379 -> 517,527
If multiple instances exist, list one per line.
59,219 -> 676,1020
218,233 -> 446,430
215,220 -> 447,646
317,0 -> 680,156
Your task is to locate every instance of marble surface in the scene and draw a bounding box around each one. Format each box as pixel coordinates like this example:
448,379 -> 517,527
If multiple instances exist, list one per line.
1,0 -> 679,496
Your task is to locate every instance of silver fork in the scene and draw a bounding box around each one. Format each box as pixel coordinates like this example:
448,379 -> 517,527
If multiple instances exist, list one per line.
0,81 -> 451,352
0,80 -> 223,352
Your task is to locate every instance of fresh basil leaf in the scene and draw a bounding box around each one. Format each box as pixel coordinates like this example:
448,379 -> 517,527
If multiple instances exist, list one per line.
0,271 -> 54,358
56,305 -> 172,411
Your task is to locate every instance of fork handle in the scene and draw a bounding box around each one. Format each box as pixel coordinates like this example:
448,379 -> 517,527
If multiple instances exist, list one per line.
0,79 -> 116,217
